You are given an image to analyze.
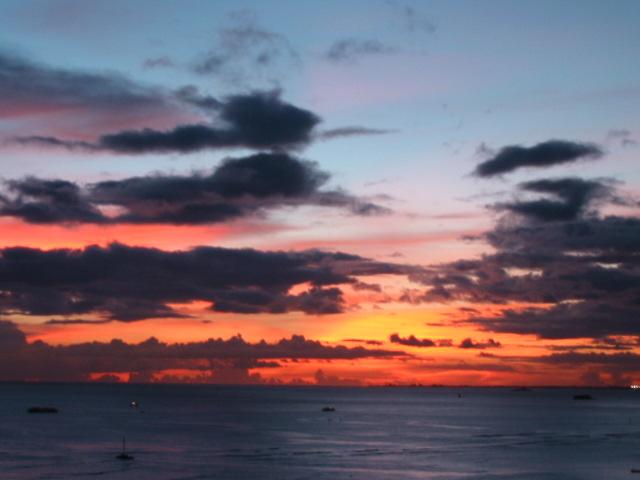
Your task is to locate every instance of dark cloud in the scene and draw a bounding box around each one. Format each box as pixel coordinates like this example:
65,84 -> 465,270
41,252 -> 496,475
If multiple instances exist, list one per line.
0,320 -> 26,349
485,215 -> 640,259
0,177 -> 104,224
100,90 -> 319,153
6,53 -> 394,156
458,338 -> 501,349
536,351 -> 640,369
414,215 -> 640,339
17,91 -> 320,154
103,153 -> 325,199
0,321 -> 403,382
324,39 -> 395,63
319,126 -> 395,140
210,90 -> 318,149
474,140 -> 603,177
389,333 -> 501,349
389,333 -> 452,347
485,350 -> 640,386
411,174 -> 640,340
495,177 -> 615,222
343,338 -> 384,346
0,153 -> 387,225
44,318 -> 111,325
205,286 -> 345,315
0,243 -> 417,321
470,303 -> 640,340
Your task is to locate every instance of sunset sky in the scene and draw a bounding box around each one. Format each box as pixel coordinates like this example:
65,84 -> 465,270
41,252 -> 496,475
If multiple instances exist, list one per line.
1,0 -> 639,386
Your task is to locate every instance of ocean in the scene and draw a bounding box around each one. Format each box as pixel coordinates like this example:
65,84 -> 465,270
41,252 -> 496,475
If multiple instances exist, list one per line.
0,384 -> 638,479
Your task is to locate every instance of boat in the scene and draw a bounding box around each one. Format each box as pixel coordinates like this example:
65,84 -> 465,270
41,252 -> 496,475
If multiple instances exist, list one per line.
116,436 -> 134,461
321,406 -> 336,412
573,394 -> 594,400
27,406 -> 58,413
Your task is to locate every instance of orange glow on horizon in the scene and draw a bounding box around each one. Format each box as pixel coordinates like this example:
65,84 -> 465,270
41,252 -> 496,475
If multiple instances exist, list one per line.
0,218 -> 296,251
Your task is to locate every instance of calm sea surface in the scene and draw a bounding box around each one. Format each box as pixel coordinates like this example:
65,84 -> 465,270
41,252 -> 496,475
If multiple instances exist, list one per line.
0,384 -> 638,479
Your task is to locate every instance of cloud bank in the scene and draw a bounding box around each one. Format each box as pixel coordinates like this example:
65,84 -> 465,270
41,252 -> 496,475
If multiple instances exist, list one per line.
0,243 -> 417,321
413,172 -> 640,341
0,321 -> 402,382
494,177 -> 616,222
0,152 -> 388,224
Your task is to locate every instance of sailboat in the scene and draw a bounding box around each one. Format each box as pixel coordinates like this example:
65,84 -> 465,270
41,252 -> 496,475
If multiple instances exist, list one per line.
116,436 -> 134,460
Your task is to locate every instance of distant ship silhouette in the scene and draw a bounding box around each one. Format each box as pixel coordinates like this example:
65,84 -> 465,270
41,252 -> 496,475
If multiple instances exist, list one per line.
116,436 -> 134,461
27,406 -> 58,414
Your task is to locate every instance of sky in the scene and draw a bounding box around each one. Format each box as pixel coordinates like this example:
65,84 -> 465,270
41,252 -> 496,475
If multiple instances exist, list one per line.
0,0 -> 639,386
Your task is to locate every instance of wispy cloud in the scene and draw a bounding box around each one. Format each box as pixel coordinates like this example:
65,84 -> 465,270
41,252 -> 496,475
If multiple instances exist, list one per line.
192,10 -> 300,87
324,38 -> 396,63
